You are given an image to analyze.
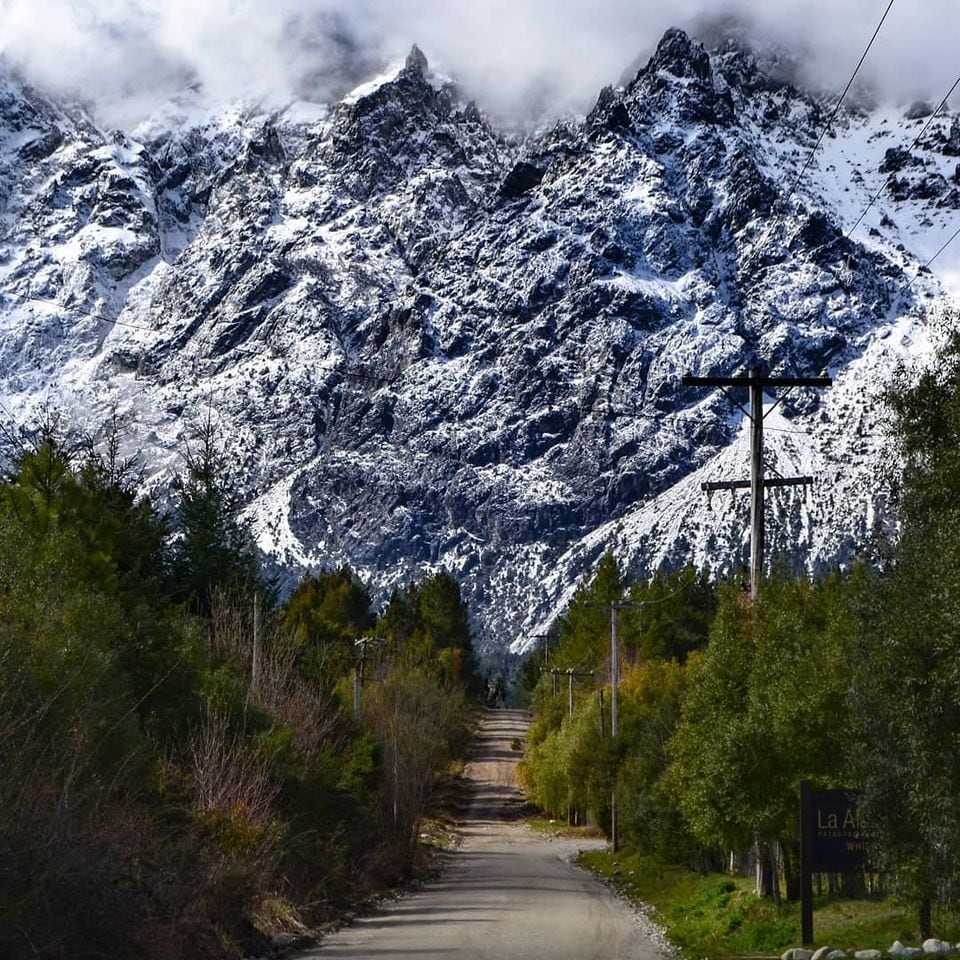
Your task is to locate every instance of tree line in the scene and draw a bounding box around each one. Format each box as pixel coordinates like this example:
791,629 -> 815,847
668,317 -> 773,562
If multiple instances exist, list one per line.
0,417 -> 481,959
521,327 -> 960,937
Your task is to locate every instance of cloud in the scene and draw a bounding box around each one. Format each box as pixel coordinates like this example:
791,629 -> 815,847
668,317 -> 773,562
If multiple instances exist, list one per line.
0,0 -> 957,126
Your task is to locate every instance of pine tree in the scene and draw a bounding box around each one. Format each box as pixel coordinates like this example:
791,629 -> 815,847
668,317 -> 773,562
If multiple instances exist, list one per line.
281,566 -> 375,688
170,419 -> 263,616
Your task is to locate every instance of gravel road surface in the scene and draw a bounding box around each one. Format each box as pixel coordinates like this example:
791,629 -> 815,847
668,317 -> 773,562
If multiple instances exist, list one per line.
305,708 -> 667,960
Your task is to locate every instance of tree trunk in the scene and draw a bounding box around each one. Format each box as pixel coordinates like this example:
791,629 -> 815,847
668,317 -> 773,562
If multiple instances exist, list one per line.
731,846 -> 753,878
770,842 -> 782,907
782,840 -> 801,902
700,848 -> 725,874
920,895 -> 932,940
841,871 -> 865,897
755,839 -> 775,898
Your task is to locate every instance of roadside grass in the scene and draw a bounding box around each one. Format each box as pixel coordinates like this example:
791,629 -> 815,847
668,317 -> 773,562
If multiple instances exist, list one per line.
578,849 -> 960,958
526,816 -> 603,839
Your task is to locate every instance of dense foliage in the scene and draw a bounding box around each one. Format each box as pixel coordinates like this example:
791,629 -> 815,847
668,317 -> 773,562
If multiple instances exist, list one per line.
844,331 -> 960,932
0,422 -> 479,960
521,319 -> 960,937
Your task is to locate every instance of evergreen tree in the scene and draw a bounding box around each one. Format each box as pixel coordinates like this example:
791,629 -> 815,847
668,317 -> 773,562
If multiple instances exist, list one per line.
418,570 -> 479,690
170,419 -> 263,615
281,565 -> 375,688
375,571 -> 481,694
627,564 -> 716,662
550,552 -> 626,672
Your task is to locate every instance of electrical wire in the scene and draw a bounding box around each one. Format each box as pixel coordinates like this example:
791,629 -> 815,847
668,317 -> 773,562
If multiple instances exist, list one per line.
631,573 -> 700,607
846,73 -> 960,239
2,289 -> 156,332
784,0 -> 897,206
910,221 -> 960,283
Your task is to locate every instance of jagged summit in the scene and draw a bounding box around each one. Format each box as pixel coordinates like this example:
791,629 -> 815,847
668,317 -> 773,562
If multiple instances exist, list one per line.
405,44 -> 429,76
645,27 -> 712,81
0,28 -> 956,650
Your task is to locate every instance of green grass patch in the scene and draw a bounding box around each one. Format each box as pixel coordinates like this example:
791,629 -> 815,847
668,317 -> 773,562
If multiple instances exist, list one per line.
578,850 -> 960,958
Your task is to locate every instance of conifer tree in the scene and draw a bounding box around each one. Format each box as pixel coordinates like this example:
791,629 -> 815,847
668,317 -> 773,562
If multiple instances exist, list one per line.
281,566 -> 375,687
170,418 -> 263,616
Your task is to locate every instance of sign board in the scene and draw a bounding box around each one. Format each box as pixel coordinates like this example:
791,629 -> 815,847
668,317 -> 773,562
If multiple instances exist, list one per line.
799,781 -> 871,945
805,787 -> 870,872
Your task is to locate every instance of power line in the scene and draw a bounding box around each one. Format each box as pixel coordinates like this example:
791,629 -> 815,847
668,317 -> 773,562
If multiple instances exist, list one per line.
631,574 -> 699,606
914,222 -> 960,279
1,289 -> 156,333
747,3 -> 958,323
846,73 -> 960,239
784,0 -> 897,206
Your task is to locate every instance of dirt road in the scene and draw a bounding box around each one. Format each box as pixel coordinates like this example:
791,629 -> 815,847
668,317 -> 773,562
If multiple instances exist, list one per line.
306,709 -> 666,960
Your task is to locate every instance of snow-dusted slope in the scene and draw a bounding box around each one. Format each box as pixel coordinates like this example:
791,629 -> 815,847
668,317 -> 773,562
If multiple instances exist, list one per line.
0,33 -> 957,652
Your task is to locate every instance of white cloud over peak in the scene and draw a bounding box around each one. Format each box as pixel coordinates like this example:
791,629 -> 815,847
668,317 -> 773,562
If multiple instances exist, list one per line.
1,0 -> 957,126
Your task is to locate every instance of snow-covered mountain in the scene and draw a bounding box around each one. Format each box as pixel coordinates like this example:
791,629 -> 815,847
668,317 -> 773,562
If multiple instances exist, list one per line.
1,30 -> 958,652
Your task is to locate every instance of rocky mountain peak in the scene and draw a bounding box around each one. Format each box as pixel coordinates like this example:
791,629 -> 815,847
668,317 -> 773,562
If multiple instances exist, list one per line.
621,26 -> 734,126
0,29 -> 956,653
405,44 -> 430,76
647,27 -> 712,82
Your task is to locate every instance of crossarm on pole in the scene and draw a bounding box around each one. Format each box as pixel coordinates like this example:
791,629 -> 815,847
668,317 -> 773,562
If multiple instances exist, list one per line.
702,476 -> 814,492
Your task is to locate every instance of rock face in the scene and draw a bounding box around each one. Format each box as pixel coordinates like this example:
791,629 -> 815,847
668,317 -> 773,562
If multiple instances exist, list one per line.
0,32 -> 959,652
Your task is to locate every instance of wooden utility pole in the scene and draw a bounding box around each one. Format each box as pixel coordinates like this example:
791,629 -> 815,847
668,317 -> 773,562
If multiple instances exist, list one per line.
610,605 -> 618,737
251,593 -> 261,688
563,669 -> 594,717
800,780 -> 814,945
608,602 -> 641,852
353,636 -> 381,721
587,600 -> 644,852
682,365 -> 832,598
529,633 -> 551,666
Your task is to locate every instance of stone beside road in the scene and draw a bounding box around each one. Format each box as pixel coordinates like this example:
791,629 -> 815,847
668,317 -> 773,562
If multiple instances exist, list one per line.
782,940 -> 960,960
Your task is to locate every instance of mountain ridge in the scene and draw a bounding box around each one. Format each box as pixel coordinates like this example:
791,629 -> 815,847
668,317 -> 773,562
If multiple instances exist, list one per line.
0,29 -> 955,652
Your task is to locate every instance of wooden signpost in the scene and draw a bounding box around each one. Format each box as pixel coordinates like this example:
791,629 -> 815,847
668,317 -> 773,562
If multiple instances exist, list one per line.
800,781 -> 870,944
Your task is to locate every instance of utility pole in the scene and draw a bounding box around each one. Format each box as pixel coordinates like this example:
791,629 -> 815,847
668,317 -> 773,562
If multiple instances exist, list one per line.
609,602 -> 637,854
353,636 -> 381,721
587,599 -> 644,852
528,633 -> 552,666
611,605 -> 617,743
251,593 -> 261,689
393,698 -> 399,826
245,592 -> 262,718
564,669 -> 594,717
682,365 -> 831,598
